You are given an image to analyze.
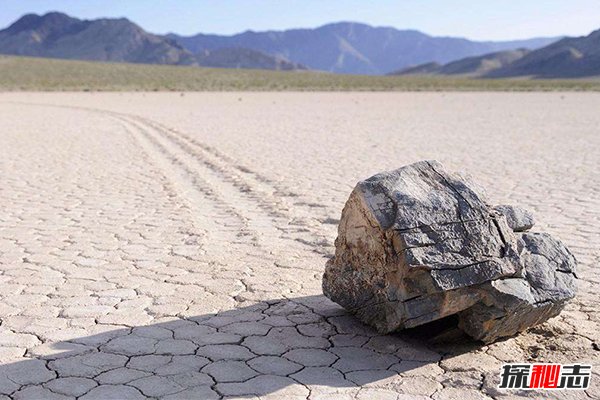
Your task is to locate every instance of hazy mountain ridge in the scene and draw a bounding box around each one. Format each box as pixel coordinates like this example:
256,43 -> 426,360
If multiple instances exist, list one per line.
169,22 -> 559,74
195,47 -> 307,71
0,12 -> 304,71
392,49 -> 531,77
0,12 -> 197,65
397,29 -> 600,79
488,29 -> 600,78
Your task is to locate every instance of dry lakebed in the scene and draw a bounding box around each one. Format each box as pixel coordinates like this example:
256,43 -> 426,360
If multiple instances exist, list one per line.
0,92 -> 598,399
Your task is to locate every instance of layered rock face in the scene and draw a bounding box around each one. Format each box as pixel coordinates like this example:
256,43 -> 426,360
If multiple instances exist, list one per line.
322,160 -> 577,343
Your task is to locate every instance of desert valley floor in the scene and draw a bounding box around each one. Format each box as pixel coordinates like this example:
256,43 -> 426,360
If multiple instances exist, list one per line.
0,92 -> 598,399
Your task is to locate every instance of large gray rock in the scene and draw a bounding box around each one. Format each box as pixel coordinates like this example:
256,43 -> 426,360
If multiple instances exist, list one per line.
322,160 -> 576,343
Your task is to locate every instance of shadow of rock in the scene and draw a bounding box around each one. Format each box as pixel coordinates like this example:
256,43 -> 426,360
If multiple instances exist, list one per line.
0,295 -> 489,399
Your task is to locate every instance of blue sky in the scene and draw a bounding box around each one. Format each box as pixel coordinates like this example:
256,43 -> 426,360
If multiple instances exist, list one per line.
2,0 -> 599,40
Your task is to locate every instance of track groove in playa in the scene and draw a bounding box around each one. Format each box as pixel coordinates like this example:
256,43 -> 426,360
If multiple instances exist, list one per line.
7,100 -> 334,255
116,114 -> 316,257
0,94 -> 598,400
120,113 -> 333,250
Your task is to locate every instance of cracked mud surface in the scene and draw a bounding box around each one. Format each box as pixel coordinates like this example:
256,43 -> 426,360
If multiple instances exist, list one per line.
0,92 -> 598,399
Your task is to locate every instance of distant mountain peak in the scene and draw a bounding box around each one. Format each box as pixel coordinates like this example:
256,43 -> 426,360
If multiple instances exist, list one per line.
488,28 -> 600,78
170,23 -> 559,74
0,12 -> 195,64
5,11 -> 80,34
0,12 -> 308,72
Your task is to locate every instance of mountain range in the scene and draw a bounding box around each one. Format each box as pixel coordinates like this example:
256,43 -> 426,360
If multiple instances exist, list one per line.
488,28 -> 600,78
393,28 -> 600,79
169,23 -> 557,75
0,12 -> 304,71
0,12 -> 196,65
3,12 -> 597,78
392,49 -> 531,77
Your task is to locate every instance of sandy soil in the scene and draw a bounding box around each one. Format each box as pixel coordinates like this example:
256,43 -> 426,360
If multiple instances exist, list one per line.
0,92 -> 598,399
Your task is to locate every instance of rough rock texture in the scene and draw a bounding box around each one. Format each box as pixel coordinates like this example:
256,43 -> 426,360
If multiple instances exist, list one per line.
493,204 -> 535,232
323,160 -> 577,343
